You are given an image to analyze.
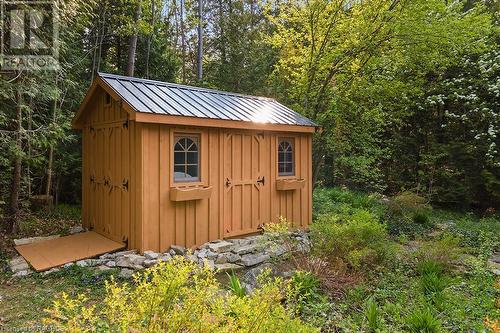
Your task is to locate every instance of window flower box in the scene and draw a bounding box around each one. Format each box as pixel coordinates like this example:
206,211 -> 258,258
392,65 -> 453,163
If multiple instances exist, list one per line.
170,186 -> 213,201
276,179 -> 306,191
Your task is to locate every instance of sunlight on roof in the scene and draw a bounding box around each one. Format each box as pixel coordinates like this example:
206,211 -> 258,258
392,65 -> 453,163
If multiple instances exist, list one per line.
251,106 -> 274,123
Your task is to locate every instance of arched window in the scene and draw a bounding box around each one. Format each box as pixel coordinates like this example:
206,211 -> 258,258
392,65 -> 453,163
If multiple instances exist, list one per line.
174,135 -> 200,182
278,138 -> 294,176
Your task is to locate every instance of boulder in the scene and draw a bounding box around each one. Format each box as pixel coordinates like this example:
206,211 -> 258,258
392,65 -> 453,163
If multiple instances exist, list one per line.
69,225 -> 85,234
41,267 -> 60,276
112,250 -> 137,258
12,270 -> 32,278
267,245 -> 288,258
13,235 -> 60,246
119,268 -> 134,279
76,260 -> 88,267
105,261 -> 117,268
96,265 -> 112,272
239,253 -> 270,267
144,251 -> 160,260
9,256 -> 29,273
215,252 -> 240,264
170,245 -> 186,255
214,263 -> 243,273
233,243 -> 259,255
143,259 -> 158,268
241,263 -> 277,292
158,254 -> 172,262
116,254 -> 146,268
208,241 -> 233,253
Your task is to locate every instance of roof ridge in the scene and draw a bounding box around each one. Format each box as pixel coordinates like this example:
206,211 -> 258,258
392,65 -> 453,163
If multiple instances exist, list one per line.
98,72 -> 275,101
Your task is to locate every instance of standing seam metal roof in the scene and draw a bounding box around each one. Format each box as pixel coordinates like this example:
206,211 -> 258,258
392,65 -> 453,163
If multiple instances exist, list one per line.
98,72 -> 318,127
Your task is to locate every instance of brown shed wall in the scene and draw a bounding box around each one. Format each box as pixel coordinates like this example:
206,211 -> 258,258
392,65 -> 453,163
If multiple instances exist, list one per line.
138,124 -> 312,253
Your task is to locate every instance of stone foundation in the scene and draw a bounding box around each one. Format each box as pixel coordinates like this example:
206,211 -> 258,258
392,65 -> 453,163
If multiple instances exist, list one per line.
9,230 -> 311,278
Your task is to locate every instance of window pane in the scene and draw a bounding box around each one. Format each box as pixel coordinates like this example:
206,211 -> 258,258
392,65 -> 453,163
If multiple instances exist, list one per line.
278,139 -> 294,176
187,165 -> 198,178
174,165 -> 186,180
187,139 -> 197,151
187,151 -> 198,164
174,151 -> 184,164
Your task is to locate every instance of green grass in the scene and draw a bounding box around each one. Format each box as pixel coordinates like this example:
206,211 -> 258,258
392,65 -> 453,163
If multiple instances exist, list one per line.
0,265 -> 116,330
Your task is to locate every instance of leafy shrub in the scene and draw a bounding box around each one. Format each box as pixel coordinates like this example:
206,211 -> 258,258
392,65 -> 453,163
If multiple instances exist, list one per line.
287,271 -> 332,329
385,192 -> 434,239
364,297 -> 382,332
417,259 -> 444,277
406,307 -> 441,333
412,211 -> 430,225
420,273 -> 447,300
311,210 -> 395,269
290,254 -> 362,299
387,192 -> 431,216
416,235 -> 462,271
45,257 -> 317,333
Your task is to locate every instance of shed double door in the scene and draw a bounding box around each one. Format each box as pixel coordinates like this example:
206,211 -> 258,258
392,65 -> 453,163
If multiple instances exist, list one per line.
223,132 -> 269,237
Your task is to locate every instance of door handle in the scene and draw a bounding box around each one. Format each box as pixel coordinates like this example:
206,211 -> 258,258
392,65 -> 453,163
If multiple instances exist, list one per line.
225,178 -> 232,187
257,176 -> 265,186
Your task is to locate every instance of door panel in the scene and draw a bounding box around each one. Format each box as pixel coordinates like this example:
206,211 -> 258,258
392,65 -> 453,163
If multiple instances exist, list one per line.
223,132 -> 268,237
88,122 -> 130,242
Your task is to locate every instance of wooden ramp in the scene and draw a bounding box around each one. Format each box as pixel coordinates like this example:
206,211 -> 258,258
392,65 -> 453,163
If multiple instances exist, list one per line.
15,231 -> 125,272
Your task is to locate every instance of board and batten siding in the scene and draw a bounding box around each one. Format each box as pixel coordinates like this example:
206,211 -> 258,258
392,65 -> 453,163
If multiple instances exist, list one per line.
138,124 -> 312,253
81,87 -> 133,245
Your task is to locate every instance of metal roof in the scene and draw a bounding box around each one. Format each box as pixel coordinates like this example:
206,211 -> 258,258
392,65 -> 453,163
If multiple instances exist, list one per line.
98,72 -> 317,128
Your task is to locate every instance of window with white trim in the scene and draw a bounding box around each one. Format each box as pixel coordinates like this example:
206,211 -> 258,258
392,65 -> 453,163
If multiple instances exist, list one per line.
278,138 -> 294,176
173,135 -> 200,182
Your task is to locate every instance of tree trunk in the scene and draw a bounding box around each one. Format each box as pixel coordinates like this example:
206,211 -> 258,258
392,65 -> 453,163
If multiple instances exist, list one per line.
45,80 -> 58,199
8,89 -> 23,233
145,0 -> 155,78
180,0 -> 186,83
197,0 -> 203,81
126,3 -> 142,76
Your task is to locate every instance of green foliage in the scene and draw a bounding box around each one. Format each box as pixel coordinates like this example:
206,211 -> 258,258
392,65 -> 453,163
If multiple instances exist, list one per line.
311,209 -> 394,269
412,212 -> 430,226
227,271 -> 246,298
406,307 -> 442,333
364,297 -> 382,332
417,260 -> 445,277
309,187 -> 499,331
416,235 -> 462,271
386,192 -> 435,239
313,187 -> 386,221
45,256 -> 317,332
287,271 -> 332,329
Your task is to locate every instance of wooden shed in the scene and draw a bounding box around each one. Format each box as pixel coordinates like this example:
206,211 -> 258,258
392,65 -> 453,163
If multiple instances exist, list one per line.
73,73 -> 319,253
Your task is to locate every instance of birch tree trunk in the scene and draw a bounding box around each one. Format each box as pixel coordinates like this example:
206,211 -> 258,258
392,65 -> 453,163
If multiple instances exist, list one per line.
197,0 -> 203,81
127,3 -> 142,76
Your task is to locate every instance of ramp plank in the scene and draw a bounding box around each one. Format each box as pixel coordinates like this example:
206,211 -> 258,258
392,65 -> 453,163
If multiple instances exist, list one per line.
15,231 -> 125,272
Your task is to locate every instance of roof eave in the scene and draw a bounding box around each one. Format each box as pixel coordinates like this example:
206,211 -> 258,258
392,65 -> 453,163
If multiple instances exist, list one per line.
133,112 -> 317,133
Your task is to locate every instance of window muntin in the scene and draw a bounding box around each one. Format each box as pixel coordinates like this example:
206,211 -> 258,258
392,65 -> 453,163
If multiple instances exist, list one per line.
174,135 -> 200,182
278,138 -> 294,176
